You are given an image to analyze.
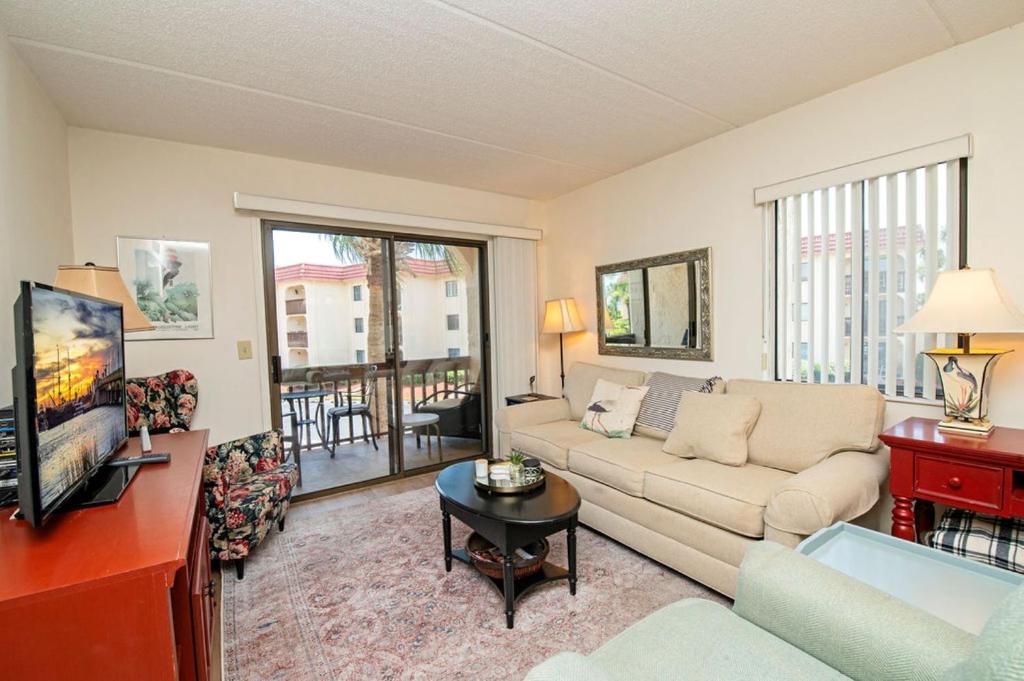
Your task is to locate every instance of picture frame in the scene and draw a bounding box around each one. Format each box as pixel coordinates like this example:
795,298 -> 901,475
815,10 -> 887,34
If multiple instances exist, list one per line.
116,237 -> 214,341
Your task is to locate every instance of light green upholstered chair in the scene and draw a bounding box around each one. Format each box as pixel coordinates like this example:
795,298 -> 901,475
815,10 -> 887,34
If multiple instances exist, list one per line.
525,541 -> 1022,681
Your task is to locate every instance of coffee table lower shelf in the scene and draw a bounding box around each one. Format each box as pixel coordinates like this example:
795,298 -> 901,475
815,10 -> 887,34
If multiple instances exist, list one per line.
452,547 -> 571,607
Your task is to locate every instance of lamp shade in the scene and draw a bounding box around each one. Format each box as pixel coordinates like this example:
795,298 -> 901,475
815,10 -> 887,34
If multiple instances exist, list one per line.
54,264 -> 155,332
542,298 -> 585,334
894,268 -> 1024,335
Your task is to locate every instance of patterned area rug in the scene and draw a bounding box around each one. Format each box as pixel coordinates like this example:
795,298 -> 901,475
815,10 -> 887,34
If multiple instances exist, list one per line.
222,485 -> 727,680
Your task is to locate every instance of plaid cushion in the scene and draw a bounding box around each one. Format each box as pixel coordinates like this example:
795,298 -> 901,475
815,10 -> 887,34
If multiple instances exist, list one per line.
927,508 -> 1024,574
635,372 -> 721,434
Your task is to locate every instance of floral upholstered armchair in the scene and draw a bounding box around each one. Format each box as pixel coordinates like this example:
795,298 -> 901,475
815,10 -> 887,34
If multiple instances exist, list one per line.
128,370 -> 297,579
204,430 -> 299,579
126,369 -> 199,434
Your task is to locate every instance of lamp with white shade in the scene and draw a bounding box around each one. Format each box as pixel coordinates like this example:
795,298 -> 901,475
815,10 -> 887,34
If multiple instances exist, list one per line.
541,298 -> 585,390
894,267 -> 1024,435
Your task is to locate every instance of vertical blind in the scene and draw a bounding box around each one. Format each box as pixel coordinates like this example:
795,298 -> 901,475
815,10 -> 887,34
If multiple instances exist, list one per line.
771,160 -> 962,400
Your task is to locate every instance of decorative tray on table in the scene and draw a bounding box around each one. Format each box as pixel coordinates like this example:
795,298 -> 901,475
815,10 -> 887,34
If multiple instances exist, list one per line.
473,464 -> 545,495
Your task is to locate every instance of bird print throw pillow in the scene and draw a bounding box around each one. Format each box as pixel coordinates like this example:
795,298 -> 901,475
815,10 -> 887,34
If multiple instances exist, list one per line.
580,379 -> 651,439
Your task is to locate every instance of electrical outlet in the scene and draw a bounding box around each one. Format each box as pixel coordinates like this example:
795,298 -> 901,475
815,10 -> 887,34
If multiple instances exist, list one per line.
237,340 -> 253,360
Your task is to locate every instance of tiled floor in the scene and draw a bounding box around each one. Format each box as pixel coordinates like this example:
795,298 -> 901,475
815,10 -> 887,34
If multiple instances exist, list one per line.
292,434 -> 484,496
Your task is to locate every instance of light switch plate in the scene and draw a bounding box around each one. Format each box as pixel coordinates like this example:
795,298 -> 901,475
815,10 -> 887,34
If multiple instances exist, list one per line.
237,340 -> 253,360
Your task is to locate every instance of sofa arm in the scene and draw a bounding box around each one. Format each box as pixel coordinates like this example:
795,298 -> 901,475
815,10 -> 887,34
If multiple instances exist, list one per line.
764,448 -> 890,536
495,399 -> 571,458
496,398 -> 571,432
523,652 -> 611,681
735,542 -> 974,681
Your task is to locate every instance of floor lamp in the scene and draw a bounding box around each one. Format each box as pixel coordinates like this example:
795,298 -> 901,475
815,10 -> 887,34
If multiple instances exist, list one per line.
542,298 -> 585,391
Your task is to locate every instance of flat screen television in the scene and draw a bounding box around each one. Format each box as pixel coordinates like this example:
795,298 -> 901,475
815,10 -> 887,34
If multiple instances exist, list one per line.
12,281 -> 128,527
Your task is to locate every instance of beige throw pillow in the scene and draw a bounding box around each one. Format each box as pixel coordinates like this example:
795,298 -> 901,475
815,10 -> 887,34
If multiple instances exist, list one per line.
663,393 -> 762,466
580,379 -> 650,439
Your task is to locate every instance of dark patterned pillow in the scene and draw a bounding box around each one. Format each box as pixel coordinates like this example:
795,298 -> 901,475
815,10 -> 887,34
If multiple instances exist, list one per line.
927,508 -> 1024,574
634,372 -> 721,438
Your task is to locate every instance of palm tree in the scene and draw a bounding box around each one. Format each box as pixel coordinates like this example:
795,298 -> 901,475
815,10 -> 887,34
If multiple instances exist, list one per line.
323,235 -> 462,431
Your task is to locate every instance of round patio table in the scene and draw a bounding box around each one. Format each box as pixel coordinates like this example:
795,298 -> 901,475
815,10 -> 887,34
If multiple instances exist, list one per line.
401,412 -> 442,459
281,388 -> 332,450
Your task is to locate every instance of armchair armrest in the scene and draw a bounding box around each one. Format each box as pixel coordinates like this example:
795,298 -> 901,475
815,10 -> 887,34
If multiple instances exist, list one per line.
764,448 -> 890,536
207,429 -> 287,486
495,399 -> 571,458
735,542 -> 974,681
414,388 -> 477,410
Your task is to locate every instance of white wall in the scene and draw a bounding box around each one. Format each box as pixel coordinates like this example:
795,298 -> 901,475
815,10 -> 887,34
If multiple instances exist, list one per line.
68,129 -> 535,444
0,32 -> 72,404
540,24 -> 1024,429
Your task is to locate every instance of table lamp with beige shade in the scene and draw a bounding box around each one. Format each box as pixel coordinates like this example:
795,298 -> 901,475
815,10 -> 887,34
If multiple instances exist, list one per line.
541,298 -> 585,390
895,267 -> 1024,436
54,264 -> 155,332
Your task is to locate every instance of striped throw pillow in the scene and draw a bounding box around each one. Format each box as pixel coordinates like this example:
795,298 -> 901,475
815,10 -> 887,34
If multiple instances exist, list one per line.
635,372 -> 721,436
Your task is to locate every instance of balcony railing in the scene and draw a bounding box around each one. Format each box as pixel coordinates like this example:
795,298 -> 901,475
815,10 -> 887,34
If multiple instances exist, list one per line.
287,331 -> 308,348
280,356 -> 474,448
285,299 -> 307,315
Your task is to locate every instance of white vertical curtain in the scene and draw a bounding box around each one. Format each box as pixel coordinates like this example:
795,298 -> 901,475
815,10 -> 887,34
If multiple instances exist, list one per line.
491,236 -> 539,425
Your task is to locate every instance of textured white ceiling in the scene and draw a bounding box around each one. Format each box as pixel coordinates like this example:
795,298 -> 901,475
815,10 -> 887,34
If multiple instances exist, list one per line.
2,1 -> 1021,199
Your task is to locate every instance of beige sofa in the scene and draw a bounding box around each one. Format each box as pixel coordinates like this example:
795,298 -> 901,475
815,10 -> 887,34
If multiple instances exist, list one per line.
495,363 -> 890,597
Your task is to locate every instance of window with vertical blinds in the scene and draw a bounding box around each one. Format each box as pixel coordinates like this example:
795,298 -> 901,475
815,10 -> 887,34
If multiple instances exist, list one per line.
769,159 -> 965,400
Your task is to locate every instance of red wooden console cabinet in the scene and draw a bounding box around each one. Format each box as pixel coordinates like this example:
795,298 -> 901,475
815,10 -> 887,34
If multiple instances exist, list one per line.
0,430 -> 213,681
880,417 -> 1024,542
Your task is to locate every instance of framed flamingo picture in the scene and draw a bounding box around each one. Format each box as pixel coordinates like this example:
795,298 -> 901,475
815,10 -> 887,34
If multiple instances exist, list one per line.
116,237 -> 214,340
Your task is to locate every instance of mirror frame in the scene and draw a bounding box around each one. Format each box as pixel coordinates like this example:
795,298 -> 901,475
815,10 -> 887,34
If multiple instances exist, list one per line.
595,247 -> 712,361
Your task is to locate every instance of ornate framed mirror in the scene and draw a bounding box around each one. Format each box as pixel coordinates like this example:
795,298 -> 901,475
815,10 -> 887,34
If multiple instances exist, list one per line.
596,247 -> 712,361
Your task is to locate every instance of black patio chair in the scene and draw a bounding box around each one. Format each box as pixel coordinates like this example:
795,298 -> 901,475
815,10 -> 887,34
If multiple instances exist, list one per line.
413,382 -> 482,440
327,365 -> 380,454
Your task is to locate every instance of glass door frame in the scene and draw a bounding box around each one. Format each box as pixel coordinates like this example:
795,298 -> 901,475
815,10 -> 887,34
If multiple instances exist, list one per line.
261,219 -> 493,501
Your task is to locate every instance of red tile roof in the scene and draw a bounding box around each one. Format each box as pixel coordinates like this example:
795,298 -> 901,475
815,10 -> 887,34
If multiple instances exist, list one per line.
275,258 -> 454,282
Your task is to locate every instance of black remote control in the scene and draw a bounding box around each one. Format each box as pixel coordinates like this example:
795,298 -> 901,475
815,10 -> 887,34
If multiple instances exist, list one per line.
107,453 -> 171,467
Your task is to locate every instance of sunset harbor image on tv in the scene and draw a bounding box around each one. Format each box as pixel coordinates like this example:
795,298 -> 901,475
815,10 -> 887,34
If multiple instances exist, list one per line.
31,287 -> 127,509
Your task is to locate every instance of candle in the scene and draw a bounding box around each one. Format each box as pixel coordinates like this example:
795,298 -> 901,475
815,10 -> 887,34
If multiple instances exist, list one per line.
475,459 -> 489,479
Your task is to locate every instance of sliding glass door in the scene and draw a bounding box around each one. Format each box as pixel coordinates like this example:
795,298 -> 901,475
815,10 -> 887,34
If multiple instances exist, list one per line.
262,221 -> 489,498
395,239 -> 488,471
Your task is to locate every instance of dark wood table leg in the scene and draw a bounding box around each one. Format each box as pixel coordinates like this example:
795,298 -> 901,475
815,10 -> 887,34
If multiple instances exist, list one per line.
915,499 -> 935,542
891,495 -> 917,542
567,517 -> 577,596
503,554 -> 515,629
441,503 -> 452,572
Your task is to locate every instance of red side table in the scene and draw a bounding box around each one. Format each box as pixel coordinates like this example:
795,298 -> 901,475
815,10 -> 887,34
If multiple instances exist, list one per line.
879,417 -> 1024,542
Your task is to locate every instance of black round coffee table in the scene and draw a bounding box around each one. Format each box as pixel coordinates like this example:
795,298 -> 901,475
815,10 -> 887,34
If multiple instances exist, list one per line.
435,461 -> 581,628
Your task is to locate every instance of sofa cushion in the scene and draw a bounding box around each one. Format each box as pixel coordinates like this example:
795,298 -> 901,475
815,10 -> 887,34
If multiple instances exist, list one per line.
589,599 -> 850,681
567,435 -> 678,497
511,420 -> 606,469
725,379 -> 884,473
524,652 -> 613,681
580,379 -> 650,439
634,372 -> 723,440
564,362 -> 647,420
644,459 -> 792,537
663,393 -> 761,466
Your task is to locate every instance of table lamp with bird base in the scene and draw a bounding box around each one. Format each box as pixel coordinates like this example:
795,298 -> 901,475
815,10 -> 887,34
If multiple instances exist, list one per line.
896,268 -> 1024,436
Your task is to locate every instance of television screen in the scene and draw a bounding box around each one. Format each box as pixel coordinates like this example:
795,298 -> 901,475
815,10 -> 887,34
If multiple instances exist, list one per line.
14,282 -> 127,525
